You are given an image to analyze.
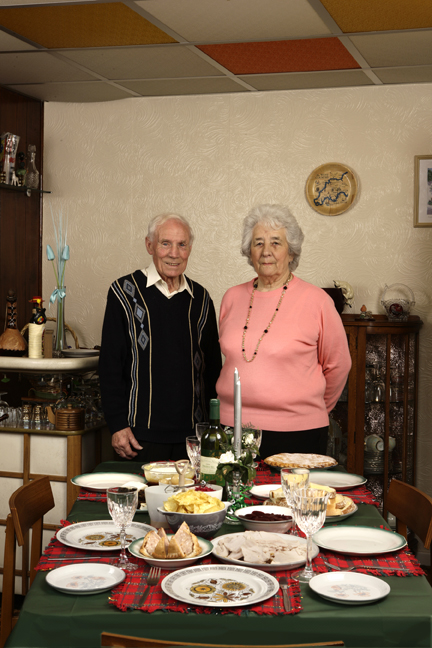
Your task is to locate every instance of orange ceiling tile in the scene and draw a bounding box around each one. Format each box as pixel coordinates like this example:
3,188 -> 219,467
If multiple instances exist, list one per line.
321,0 -> 432,33
197,39 -> 360,74
0,2 -> 177,49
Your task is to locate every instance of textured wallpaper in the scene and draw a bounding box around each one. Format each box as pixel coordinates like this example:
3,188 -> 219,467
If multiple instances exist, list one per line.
42,84 -> 432,496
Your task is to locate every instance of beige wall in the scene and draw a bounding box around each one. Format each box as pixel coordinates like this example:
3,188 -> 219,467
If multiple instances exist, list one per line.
42,84 -> 432,494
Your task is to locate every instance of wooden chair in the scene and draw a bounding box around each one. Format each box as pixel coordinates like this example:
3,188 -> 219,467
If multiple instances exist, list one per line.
386,478 -> 432,578
0,476 -> 55,648
101,633 -> 344,648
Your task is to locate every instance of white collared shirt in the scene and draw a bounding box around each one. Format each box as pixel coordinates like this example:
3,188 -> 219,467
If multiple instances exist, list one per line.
143,261 -> 194,299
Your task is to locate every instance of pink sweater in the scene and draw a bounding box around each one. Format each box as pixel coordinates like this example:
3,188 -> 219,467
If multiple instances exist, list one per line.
216,276 -> 351,432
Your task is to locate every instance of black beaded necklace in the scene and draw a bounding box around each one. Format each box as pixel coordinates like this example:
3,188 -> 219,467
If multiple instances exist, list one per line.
242,273 -> 293,363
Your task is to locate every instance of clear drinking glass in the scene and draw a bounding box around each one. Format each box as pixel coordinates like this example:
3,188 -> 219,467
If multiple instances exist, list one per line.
107,487 -> 138,571
195,423 -> 209,442
280,468 -> 309,535
291,488 -> 329,583
186,436 -> 201,481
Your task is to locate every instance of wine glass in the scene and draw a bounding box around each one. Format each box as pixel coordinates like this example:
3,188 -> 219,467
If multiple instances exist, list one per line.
291,488 -> 329,583
186,436 -> 201,481
195,423 -> 209,442
106,487 -> 138,571
280,468 -> 309,535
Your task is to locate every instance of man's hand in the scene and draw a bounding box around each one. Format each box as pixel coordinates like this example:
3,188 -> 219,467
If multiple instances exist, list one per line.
112,427 -> 143,459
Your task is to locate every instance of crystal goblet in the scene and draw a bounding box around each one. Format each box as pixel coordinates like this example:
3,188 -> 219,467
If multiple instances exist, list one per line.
195,423 -> 209,442
291,488 -> 329,583
280,468 -> 309,535
186,435 -> 201,482
107,487 -> 138,571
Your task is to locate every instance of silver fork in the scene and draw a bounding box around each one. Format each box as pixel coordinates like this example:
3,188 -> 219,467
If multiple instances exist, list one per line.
324,561 -> 355,572
138,567 -> 161,609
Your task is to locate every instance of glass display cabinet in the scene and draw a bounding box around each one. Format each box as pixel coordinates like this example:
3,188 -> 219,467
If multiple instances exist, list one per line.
331,314 -> 423,518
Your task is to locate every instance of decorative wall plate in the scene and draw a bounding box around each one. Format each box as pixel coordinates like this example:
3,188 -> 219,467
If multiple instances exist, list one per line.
306,163 -> 358,215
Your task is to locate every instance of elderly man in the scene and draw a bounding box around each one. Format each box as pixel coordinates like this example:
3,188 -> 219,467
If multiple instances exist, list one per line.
99,213 -> 222,461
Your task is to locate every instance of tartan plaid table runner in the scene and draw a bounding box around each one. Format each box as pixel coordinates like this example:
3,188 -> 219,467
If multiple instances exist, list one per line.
109,557 -> 302,616
77,489 -> 107,502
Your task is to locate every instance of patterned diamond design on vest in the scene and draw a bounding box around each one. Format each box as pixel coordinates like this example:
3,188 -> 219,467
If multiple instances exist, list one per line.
138,330 -> 149,351
194,352 -> 202,371
134,303 -> 145,324
195,405 -> 203,423
123,280 -> 135,298
195,380 -> 201,397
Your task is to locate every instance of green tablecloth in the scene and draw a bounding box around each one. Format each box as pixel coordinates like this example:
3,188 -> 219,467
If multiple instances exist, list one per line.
5,462 -> 432,648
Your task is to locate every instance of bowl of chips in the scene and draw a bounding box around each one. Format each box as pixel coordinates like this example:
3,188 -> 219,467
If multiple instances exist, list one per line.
158,490 -> 228,538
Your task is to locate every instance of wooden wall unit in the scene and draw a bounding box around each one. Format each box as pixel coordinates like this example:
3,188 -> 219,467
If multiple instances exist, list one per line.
0,86 -> 44,333
332,314 -> 422,518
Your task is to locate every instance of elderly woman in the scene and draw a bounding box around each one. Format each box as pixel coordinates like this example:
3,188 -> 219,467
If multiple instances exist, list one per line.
216,204 -> 351,458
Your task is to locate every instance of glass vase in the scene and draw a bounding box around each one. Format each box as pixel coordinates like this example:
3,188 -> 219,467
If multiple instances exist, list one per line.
224,469 -> 247,525
54,287 -> 66,357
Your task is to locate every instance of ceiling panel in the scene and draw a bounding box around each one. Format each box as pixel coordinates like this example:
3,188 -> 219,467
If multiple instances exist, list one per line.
0,3 -> 176,48
61,45 -> 224,80
241,69 -> 373,91
137,0 -> 332,42
0,51 -> 95,84
198,38 -> 360,75
351,31 -> 432,67
320,0 -> 432,33
0,0 -> 432,102
119,76 -> 248,96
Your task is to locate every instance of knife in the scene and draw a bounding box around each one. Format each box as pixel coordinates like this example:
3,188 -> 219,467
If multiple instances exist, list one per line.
279,576 -> 291,612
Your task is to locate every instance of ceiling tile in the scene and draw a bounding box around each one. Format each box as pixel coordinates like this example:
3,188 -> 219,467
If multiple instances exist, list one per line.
7,81 -> 133,102
198,38 -> 360,74
0,51 -> 95,84
374,65 -> 432,84
241,69 -> 373,91
0,30 -> 36,51
136,0 -> 332,42
351,31 -> 432,67
0,2 -> 176,48
118,77 -> 248,96
320,0 -> 432,32
61,45 -> 223,79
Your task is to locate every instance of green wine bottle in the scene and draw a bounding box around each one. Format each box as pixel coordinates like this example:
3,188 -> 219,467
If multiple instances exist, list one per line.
200,399 -> 228,485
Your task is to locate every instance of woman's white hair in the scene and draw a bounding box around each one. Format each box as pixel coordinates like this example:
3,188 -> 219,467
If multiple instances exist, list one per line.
241,204 -> 304,271
147,213 -> 194,245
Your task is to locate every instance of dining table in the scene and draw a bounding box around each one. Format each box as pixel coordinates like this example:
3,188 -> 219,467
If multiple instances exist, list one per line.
5,460 -> 432,648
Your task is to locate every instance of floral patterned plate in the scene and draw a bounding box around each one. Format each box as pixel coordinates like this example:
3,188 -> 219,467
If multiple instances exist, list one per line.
161,564 -> 279,607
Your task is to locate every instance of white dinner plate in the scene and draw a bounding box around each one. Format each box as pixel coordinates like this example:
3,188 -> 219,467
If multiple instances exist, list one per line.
62,349 -> 100,358
313,526 -> 407,555
249,484 -> 277,500
128,535 -> 213,570
325,502 -> 358,524
212,531 -> 318,572
304,471 -> 367,490
46,563 -> 125,595
56,520 -> 155,551
309,571 -> 391,605
162,564 -> 279,607
71,472 -> 146,491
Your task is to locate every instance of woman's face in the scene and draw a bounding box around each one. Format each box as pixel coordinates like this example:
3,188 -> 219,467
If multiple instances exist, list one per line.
250,223 -> 293,285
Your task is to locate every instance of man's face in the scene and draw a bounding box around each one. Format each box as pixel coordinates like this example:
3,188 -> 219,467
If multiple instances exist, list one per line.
145,219 -> 192,284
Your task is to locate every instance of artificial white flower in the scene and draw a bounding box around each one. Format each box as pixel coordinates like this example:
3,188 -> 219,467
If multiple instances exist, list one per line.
243,433 -> 254,446
218,451 -> 236,464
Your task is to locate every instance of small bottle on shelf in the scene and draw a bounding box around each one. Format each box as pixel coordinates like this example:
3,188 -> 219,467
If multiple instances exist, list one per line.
199,399 -> 227,485
0,289 -> 27,356
28,297 -> 46,359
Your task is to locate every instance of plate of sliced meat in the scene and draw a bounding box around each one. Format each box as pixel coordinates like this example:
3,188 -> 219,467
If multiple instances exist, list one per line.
212,530 -> 318,572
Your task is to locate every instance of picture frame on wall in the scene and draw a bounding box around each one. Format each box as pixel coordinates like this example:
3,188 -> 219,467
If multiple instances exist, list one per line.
414,155 -> 432,227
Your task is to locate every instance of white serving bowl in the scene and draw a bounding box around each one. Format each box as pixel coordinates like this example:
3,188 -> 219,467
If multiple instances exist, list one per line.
234,505 -> 293,533
192,484 -> 223,500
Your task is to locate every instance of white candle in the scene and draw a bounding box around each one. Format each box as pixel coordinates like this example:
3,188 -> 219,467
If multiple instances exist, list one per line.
234,368 -> 242,459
